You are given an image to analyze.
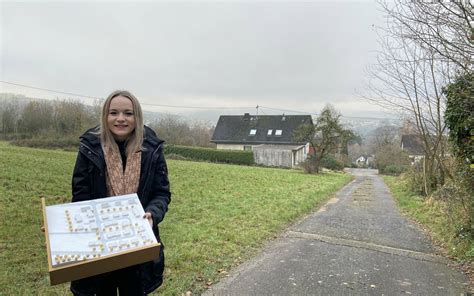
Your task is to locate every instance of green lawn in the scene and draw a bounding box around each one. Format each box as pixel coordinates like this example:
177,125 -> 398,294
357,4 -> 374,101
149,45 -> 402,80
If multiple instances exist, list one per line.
0,141 -> 352,295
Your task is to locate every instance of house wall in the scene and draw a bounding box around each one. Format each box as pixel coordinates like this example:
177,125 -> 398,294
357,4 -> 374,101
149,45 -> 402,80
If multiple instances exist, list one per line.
409,155 -> 424,165
253,148 -> 293,168
216,143 -> 308,168
253,145 -> 307,168
356,156 -> 366,168
293,147 -> 307,166
216,144 -> 246,150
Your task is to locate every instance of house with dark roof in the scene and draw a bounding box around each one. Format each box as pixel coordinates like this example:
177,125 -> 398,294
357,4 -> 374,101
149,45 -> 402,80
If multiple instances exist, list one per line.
401,134 -> 425,164
211,113 -> 313,168
355,154 -> 375,168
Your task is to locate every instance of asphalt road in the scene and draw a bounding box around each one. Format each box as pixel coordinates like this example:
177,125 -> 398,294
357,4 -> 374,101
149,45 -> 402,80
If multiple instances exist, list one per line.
204,169 -> 470,296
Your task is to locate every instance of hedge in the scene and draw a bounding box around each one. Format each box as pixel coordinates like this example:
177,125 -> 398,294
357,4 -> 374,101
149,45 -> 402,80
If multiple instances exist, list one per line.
321,154 -> 345,171
164,145 -> 255,165
10,137 -> 79,150
8,139 -> 255,165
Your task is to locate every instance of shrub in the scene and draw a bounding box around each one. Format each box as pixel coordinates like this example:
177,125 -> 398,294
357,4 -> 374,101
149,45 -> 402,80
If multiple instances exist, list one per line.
320,154 -> 344,171
165,153 -> 189,161
375,144 -> 410,173
382,164 -> 409,176
164,145 -> 254,165
444,73 -> 473,164
466,246 -> 474,258
401,164 -> 426,196
432,160 -> 473,242
299,154 -> 344,174
299,157 -> 319,174
385,175 -> 473,260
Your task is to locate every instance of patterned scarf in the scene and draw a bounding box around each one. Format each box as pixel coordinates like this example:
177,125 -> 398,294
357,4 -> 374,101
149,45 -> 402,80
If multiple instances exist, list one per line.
103,144 -> 142,197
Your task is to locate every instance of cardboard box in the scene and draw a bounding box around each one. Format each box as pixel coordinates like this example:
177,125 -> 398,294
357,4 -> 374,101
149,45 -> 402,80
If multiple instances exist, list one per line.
42,194 -> 161,285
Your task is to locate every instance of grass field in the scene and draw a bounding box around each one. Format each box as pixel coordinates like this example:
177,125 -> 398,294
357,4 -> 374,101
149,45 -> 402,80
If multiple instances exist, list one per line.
383,175 -> 473,262
0,141 -> 352,295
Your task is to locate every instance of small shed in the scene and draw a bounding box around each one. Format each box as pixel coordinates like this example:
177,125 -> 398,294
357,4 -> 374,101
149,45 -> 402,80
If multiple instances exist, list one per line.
253,144 -> 309,168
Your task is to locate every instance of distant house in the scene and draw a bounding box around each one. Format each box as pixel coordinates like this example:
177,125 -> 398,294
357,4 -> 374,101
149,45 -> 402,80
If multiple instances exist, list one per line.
211,113 -> 313,168
355,155 -> 375,168
355,155 -> 366,166
401,134 -> 425,164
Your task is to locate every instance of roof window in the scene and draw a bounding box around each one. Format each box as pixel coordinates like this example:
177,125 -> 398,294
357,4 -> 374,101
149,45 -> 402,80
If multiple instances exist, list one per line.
249,129 -> 257,136
267,129 -> 273,136
275,130 -> 282,136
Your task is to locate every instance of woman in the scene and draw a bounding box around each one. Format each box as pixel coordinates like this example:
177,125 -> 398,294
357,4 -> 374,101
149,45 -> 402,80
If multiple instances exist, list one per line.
70,90 -> 171,295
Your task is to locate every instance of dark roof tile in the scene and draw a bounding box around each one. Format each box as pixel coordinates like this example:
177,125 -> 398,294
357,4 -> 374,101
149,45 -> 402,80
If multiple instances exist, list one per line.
211,114 -> 313,145
401,134 -> 425,155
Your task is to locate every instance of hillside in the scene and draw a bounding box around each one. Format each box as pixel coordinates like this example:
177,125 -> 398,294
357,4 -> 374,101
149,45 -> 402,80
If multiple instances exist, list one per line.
341,116 -> 401,138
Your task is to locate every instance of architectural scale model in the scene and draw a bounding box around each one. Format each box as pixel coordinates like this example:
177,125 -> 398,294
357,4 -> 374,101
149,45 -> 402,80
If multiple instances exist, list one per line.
42,193 -> 161,285
44,194 -> 158,267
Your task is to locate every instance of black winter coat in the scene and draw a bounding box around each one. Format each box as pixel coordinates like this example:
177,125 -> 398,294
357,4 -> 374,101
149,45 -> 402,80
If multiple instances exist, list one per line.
70,126 -> 171,295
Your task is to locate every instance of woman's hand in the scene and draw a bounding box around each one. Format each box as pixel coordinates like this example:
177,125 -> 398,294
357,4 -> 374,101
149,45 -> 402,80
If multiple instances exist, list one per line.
143,212 -> 153,228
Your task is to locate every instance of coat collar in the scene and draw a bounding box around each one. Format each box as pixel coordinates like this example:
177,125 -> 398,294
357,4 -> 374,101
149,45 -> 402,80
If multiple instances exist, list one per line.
80,126 -> 101,147
143,125 -> 164,148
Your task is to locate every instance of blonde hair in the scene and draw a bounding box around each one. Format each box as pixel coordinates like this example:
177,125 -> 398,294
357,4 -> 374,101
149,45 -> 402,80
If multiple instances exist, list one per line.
99,90 -> 144,156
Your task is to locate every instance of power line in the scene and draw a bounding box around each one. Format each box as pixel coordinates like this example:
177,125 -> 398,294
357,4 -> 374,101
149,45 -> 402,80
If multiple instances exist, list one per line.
0,80 -> 251,110
0,80 -> 103,100
258,105 -> 395,121
141,102 -> 250,110
1,80 -> 396,121
258,105 -> 313,115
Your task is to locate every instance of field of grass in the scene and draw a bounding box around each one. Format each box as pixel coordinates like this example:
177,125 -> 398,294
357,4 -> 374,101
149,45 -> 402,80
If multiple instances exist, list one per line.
0,141 -> 352,295
383,175 -> 473,262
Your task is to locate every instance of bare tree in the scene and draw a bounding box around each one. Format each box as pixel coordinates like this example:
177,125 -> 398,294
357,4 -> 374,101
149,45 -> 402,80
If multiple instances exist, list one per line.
18,100 -> 54,135
370,124 -> 401,151
363,1 -> 472,194
189,121 -> 215,148
150,114 -> 189,145
53,99 -> 96,135
379,1 -> 472,72
91,99 -> 103,124
1,100 -> 21,135
149,115 -> 215,147
294,104 -> 355,173
372,124 -> 409,172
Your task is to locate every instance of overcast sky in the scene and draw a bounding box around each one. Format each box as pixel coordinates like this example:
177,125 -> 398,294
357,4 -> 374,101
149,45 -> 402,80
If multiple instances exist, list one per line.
1,1 -> 389,122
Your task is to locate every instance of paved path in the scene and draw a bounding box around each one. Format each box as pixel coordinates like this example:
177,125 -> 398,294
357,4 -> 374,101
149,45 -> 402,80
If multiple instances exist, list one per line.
204,169 -> 470,295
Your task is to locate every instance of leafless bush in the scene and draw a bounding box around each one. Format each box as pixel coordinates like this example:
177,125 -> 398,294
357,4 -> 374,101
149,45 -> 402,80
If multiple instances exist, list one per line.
149,114 -> 215,147
299,157 -> 319,174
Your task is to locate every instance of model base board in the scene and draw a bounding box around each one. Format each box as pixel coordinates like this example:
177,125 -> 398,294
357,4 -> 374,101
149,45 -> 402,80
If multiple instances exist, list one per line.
42,193 -> 161,285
